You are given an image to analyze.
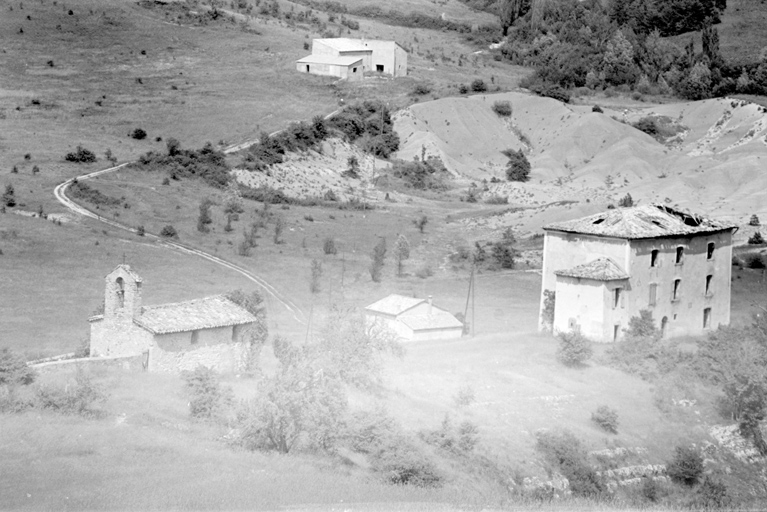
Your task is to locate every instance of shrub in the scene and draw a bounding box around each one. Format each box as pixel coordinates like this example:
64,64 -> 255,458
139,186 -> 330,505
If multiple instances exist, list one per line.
415,265 -> 433,279
535,430 -> 604,497
160,225 -> 178,238
32,165 -> 40,174
746,254 -> 766,269
694,476 -> 730,509
65,145 -> 97,163
2,184 -> 16,207
35,369 -> 106,417
503,148 -> 531,182
470,79 -> 487,92
458,83 -> 469,94
667,445 -> 704,486
492,100 -> 513,117
556,329 -> 593,366
618,193 -> 634,207
453,384 -> 476,407
130,128 -> 147,140
68,180 -> 122,207
0,348 -> 36,386
592,105 -> 604,113
748,231 -> 764,244
136,225 -> 145,236
182,365 -> 232,420
412,83 -> 431,95
322,237 -> 337,255
484,193 -> 508,204
420,414 -> 479,453
591,405 -> 619,433
372,441 -> 443,487
633,117 -> 658,137
749,214 -> 761,226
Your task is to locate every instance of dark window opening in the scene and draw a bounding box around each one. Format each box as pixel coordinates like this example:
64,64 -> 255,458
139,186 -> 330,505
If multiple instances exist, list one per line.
593,218 -> 605,224
305,65 -> 310,72
705,274 -> 713,295
707,242 -> 715,259
116,277 -> 125,308
376,64 -> 384,72
613,288 -> 622,309
651,249 -> 659,267
613,324 -> 620,342
675,246 -> 684,264
673,279 -> 681,301
352,67 -> 357,73
703,308 -> 712,328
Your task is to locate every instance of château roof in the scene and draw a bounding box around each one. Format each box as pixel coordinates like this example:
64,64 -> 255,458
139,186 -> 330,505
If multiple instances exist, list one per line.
134,295 -> 257,335
555,258 -> 630,281
365,294 -> 424,316
544,204 -> 737,240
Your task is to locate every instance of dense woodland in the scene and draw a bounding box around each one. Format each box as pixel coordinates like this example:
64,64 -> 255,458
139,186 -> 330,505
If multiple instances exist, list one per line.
462,0 -> 767,100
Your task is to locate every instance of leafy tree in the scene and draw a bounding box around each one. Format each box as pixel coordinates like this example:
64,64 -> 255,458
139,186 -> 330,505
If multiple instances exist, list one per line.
749,214 -> 761,226
749,231 -> 764,244
556,328 -> 593,366
618,193 -> 634,207
667,445 -> 704,486
160,225 -> 178,238
182,365 -> 232,420
197,199 -> 213,233
603,30 -> 638,85
65,145 -> 97,163
130,128 -> 147,140
0,348 -> 36,386
369,237 -> 387,282
470,79 -> 487,92
395,234 -> 410,277
2,184 -> 16,207
502,148 -> 530,182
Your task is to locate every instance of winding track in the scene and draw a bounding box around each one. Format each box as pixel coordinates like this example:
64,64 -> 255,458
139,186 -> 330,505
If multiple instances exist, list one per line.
53,162 -> 307,324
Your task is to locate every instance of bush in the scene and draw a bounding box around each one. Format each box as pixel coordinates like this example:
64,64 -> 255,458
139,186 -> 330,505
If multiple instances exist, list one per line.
535,430 -> 604,497
182,365 -> 232,420
591,405 -> 619,433
411,83 -> 431,95
322,237 -> 337,255
135,142 -> 230,189
503,148 -> 531,182
470,79 -> 487,92
745,254 -> 766,269
136,225 -> 145,236
667,445 -> 704,486
694,476 -> 730,509
372,441 -> 443,487
130,128 -> 147,140
458,83 -> 469,94
2,184 -> 16,207
160,225 -> 178,238
618,193 -> 634,207
0,348 -> 36,386
34,369 -> 106,417
484,193 -> 508,204
748,231 -> 764,244
592,105 -> 604,113
65,145 -> 97,163
556,329 -> 593,366
492,100 -> 512,117
369,237 -> 387,282
69,180 -> 122,207
633,117 -> 658,137
749,214 -> 761,226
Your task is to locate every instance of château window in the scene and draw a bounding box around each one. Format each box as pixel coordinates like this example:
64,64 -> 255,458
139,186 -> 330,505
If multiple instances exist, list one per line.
651,249 -> 659,267
703,308 -> 712,329
672,279 -> 681,301
613,288 -> 622,309
649,283 -> 657,306
707,242 -> 715,260
705,274 -> 713,295
675,246 -> 684,264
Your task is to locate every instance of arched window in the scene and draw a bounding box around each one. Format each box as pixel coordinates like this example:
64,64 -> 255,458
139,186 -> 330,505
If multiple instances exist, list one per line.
116,277 -> 125,308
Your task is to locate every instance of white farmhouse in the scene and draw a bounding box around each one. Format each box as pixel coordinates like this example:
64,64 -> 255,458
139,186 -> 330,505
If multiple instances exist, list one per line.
365,294 -> 463,342
296,38 -> 408,80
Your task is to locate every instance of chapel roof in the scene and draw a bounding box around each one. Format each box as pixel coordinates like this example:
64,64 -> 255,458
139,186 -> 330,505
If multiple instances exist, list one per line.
134,295 -> 257,335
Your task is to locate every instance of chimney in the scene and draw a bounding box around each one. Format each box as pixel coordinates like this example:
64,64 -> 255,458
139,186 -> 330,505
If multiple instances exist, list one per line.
428,295 -> 433,316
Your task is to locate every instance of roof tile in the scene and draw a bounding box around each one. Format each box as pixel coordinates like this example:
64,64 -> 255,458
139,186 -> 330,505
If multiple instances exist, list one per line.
555,258 -> 630,281
135,295 -> 256,335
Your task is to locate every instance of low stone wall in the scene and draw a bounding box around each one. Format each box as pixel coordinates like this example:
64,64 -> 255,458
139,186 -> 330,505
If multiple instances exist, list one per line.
32,354 -> 147,374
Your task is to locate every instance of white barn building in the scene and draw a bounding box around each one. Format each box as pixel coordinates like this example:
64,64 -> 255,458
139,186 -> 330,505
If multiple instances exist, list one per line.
297,38 -> 408,80
364,294 -> 463,342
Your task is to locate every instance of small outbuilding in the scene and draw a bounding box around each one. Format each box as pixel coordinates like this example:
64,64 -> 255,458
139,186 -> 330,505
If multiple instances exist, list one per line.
364,294 -> 463,342
89,265 -> 260,373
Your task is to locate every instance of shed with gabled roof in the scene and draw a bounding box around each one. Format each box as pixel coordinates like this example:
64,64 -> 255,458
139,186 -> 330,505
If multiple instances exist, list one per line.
364,294 -> 463,342
89,265 -> 260,373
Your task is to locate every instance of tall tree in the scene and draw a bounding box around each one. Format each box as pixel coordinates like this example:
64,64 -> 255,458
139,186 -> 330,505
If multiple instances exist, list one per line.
499,0 -> 531,36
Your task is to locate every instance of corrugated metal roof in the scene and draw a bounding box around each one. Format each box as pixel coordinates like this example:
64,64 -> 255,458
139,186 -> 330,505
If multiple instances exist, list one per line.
134,295 -> 257,335
296,55 -> 364,66
399,307 -> 464,331
555,258 -> 630,281
314,38 -> 375,52
544,204 -> 737,240
365,294 -> 424,316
